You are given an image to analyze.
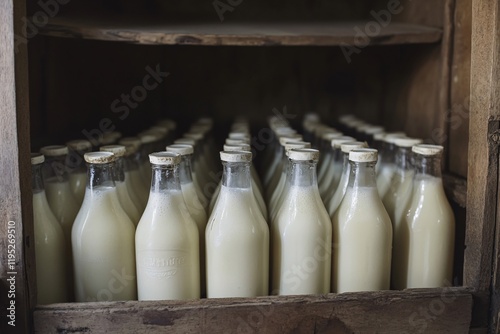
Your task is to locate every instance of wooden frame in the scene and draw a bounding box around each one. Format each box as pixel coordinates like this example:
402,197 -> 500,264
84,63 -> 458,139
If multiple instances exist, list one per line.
0,0 -> 499,332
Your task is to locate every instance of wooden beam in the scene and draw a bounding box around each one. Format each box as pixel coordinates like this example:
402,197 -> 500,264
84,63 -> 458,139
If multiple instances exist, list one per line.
0,0 -> 34,333
34,288 -> 473,333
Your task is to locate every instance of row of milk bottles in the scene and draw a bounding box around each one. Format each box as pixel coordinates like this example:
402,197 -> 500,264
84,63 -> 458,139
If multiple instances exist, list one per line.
31,113 -> 455,305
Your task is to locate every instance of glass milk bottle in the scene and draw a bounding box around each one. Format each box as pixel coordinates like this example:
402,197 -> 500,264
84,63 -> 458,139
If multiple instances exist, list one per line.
166,144 -> 207,297
72,152 -> 136,302
119,137 -> 149,211
326,141 -> 368,217
31,153 -> 68,304
100,145 -> 141,225
405,145 -> 455,288
206,151 -> 269,298
272,149 -> 331,295
376,132 -> 406,197
136,152 -> 200,300
40,145 -> 80,244
332,148 -> 392,293
66,140 -> 92,206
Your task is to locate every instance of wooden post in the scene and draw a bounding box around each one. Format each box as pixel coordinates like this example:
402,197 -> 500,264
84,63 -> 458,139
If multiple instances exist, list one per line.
0,0 -> 34,332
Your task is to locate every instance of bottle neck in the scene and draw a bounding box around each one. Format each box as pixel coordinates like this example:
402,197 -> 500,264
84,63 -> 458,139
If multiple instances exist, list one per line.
43,155 -> 69,182
32,164 -> 45,194
87,162 -> 116,190
395,147 -> 413,171
150,164 -> 182,193
178,155 -> 194,184
348,161 -> 378,188
114,157 -> 126,182
222,161 -> 252,189
289,159 -> 317,187
415,154 -> 442,178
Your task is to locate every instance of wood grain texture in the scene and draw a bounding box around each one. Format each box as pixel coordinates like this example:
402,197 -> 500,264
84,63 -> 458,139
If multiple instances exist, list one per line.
465,0 -> 500,329
34,288 -> 473,333
39,19 -> 443,47
0,0 -> 34,333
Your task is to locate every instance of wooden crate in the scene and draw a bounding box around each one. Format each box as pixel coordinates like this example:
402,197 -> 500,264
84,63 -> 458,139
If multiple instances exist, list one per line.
0,0 -> 497,332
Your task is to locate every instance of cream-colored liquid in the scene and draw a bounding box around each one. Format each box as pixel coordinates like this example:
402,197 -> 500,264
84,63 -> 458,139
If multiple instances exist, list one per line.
272,186 -> 331,295
69,172 -> 87,206
44,178 -> 80,243
326,165 -> 350,218
72,186 -> 137,302
116,181 -> 141,225
136,191 -> 200,300
206,186 -> 269,298
33,191 -> 68,304
332,186 -> 392,293
377,165 -> 395,199
322,159 -> 343,206
317,151 -> 332,184
405,177 -> 455,288
269,171 -> 286,217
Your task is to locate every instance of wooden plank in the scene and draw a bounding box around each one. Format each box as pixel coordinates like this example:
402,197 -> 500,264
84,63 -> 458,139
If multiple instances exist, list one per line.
39,19 -> 443,46
448,0 -> 471,178
443,173 -> 467,208
34,288 -> 473,333
0,0 -> 34,333
465,0 -> 500,329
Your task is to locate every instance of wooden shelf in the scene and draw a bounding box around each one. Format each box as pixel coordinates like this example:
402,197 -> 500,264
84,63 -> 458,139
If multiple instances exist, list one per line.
39,17 -> 443,46
34,288 -> 472,333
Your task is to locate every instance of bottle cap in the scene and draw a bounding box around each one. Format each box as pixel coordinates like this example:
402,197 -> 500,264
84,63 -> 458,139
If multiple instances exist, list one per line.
331,136 -> 356,148
304,112 -> 320,123
174,138 -> 196,146
284,141 -> 311,151
84,151 -> 116,164
100,145 -> 126,157
349,148 -> 378,162
166,144 -> 194,155
102,131 -> 122,145
373,132 -> 386,141
314,125 -> 336,137
226,138 -> 250,145
139,134 -> 158,144
149,126 -> 169,135
412,144 -> 444,156
119,137 -> 142,149
157,118 -> 177,131
288,148 -> 320,162
383,132 -> 406,143
338,114 -> 357,124
394,137 -> 423,148
223,143 -> 251,152
321,132 -> 343,141
341,141 -> 368,153
344,119 -> 365,128
228,132 -> 250,140
197,117 -> 214,126
66,140 -> 92,151
220,150 -> 253,163
274,127 -> 296,136
184,132 -> 204,141
355,123 -> 372,132
364,126 -> 385,135
40,145 -> 68,156
149,152 -> 181,165
31,153 -> 45,165
279,135 -> 303,145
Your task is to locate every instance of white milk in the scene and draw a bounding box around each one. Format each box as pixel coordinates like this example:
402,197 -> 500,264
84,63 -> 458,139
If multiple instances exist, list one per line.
116,181 -> 141,224
272,186 -> 331,295
72,186 -> 137,302
33,191 -> 68,304
332,186 -> 392,292
136,191 -> 200,300
377,164 -> 396,199
69,172 -> 87,205
206,186 -> 269,298
405,176 -> 455,288
44,177 -> 80,243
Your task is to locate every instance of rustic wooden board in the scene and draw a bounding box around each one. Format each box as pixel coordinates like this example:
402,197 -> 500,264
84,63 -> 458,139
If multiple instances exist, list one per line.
34,288 -> 472,333
0,0 -> 34,333
39,19 -> 443,46
465,0 -> 500,330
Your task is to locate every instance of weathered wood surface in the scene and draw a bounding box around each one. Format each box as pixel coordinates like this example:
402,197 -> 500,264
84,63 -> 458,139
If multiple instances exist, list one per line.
465,0 -> 500,330
34,288 -> 473,333
448,0 -> 471,178
0,0 -> 34,333
39,19 -> 443,46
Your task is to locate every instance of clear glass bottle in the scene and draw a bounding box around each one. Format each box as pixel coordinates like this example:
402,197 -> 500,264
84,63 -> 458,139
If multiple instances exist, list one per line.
72,152 -> 137,302
326,141 -> 367,217
376,132 -> 406,198
66,140 -> 92,206
332,148 -> 392,293
272,148 -> 331,295
138,133 -> 160,188
317,132 -> 343,189
31,153 -> 68,304
119,137 -> 149,211
405,145 -> 455,288
206,151 -> 269,298
136,152 -> 200,300
262,127 -> 297,186
100,145 -> 141,224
